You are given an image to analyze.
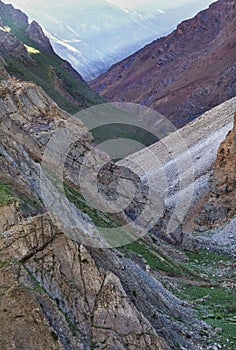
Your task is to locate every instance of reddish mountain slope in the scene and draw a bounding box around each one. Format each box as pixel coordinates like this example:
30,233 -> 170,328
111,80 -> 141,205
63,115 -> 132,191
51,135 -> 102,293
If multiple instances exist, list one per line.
90,0 -> 236,127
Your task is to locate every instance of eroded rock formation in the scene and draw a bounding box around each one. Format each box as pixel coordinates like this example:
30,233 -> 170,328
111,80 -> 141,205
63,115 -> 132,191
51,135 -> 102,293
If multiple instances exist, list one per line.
196,112 -> 236,228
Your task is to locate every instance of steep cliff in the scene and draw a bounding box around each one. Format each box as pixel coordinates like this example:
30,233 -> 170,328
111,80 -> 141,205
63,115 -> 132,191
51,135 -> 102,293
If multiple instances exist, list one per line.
26,20 -> 54,54
0,214 -> 174,350
196,112 -> 236,228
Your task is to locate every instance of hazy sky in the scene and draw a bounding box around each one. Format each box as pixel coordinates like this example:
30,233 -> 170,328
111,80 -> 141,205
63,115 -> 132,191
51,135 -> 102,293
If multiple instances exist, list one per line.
7,0 -> 215,11
107,0 -> 214,10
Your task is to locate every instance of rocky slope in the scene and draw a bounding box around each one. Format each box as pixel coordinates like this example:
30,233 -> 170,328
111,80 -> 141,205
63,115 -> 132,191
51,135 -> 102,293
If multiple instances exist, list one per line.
196,112 -> 236,228
0,0 -> 102,113
90,0 -> 236,127
117,97 -> 236,244
0,6 -> 236,346
2,57 -> 236,348
0,214 -> 173,350
0,68 -> 209,350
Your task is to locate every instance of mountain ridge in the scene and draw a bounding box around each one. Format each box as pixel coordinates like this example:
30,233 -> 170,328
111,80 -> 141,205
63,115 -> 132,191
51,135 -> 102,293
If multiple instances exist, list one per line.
90,0 -> 236,127
0,1 -> 235,349
0,0 -> 103,114
5,0 -> 214,80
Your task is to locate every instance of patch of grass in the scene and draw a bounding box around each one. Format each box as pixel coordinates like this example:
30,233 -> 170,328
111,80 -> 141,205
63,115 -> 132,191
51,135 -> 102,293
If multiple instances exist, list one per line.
64,185 -> 120,229
185,249 -> 231,265
122,240 -> 183,276
181,249 -> 234,282
182,285 -> 236,347
92,123 -> 158,149
0,182 -> 17,206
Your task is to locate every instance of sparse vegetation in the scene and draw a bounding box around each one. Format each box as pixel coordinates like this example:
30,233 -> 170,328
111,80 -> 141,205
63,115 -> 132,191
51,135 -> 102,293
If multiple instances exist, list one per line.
182,285 -> 236,348
0,182 -> 17,206
64,185 -> 120,229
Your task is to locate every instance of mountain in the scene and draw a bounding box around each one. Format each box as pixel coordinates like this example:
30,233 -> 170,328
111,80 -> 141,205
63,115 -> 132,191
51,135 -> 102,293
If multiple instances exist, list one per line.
0,2 -> 235,349
5,0 -> 214,80
0,0 -> 103,114
1,49 -> 236,348
90,0 -> 236,127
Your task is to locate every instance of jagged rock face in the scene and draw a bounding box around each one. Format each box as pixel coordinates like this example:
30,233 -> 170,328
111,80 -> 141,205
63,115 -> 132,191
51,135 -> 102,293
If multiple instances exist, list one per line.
0,1 -> 52,56
0,75 -> 92,202
0,202 -> 19,232
0,265 -> 65,350
0,0 -> 28,28
196,113 -> 236,228
0,29 -> 33,63
0,56 -> 8,79
90,0 -> 236,127
0,214 -> 171,349
26,20 -> 54,53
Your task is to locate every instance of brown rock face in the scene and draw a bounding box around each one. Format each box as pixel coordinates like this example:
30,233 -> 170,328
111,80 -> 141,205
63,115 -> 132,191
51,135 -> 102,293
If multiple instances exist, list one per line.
0,202 -> 19,233
90,0 -> 236,127
0,213 -> 171,350
196,112 -> 236,227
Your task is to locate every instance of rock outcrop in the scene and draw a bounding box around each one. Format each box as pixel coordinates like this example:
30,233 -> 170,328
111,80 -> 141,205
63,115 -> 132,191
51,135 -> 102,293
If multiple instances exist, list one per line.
0,0 -> 28,28
26,20 -> 54,53
0,29 -> 34,64
196,112 -> 236,228
90,0 -> 236,127
0,202 -> 19,233
0,213 -> 172,350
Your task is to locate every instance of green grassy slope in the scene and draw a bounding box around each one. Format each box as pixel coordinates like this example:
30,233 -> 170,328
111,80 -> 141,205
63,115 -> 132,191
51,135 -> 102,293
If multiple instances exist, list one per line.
0,182 -> 17,206
0,3 -> 103,114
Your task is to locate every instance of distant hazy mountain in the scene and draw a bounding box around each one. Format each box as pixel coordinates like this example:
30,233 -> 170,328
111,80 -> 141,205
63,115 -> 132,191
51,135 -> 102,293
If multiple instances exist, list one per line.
5,0 -> 214,80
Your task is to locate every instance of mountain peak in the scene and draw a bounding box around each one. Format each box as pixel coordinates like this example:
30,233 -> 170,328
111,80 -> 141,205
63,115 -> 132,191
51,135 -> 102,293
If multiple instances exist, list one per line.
26,20 -> 54,53
0,0 -> 28,28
